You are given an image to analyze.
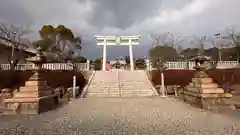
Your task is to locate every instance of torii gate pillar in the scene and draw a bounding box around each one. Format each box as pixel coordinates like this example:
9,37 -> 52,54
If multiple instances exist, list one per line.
95,35 -> 140,71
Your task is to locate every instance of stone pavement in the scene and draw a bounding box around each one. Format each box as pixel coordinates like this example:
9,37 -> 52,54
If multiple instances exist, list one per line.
0,97 -> 239,135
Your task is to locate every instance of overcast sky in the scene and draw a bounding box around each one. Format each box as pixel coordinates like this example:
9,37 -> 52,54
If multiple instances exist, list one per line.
1,0 -> 240,60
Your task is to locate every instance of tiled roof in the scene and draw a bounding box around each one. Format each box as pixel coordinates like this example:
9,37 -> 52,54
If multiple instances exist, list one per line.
0,35 -> 37,54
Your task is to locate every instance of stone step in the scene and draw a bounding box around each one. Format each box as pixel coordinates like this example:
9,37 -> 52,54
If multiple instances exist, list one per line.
86,92 -> 120,95
120,86 -> 153,89
200,88 -> 224,94
87,90 -> 120,93
19,86 -> 47,91
14,91 -> 40,98
85,93 -> 155,97
121,92 -> 155,94
192,78 -> 213,84
25,81 -> 47,86
121,88 -> 153,91
88,86 -> 120,88
121,94 -> 155,96
184,91 -> 232,98
85,94 -> 120,97
90,82 -> 118,84
119,84 -> 150,86
14,90 -> 53,98
87,88 -> 120,90
189,83 -> 219,89
186,87 -> 224,94
121,90 -> 155,93
120,89 -> 154,91
88,84 -> 119,87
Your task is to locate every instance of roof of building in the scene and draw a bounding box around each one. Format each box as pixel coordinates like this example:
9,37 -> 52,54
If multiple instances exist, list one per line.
0,35 -> 37,54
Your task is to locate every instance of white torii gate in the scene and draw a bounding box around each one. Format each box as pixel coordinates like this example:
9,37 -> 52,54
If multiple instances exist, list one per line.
94,35 -> 140,71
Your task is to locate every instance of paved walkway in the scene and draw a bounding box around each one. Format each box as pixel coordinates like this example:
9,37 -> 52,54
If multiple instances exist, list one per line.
0,97 -> 240,135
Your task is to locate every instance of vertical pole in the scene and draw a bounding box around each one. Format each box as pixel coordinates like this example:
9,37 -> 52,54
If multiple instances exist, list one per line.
160,72 -> 166,97
145,59 -> 148,70
73,76 -> 76,98
103,39 -> 107,71
87,60 -> 90,71
129,39 -> 134,70
218,37 -> 222,62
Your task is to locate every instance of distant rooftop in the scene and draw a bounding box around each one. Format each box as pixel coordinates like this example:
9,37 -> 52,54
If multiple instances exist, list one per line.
0,35 -> 37,54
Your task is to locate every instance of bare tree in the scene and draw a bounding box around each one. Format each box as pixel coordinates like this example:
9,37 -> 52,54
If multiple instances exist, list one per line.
0,20 -> 31,70
176,45 -> 183,55
227,25 -> 238,46
165,33 -> 182,48
226,25 -> 240,61
149,32 -> 182,48
149,34 -> 161,48
149,32 -> 170,48
192,36 -> 207,53
210,34 -> 223,61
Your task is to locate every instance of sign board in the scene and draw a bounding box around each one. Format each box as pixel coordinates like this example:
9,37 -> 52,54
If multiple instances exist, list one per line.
115,37 -> 121,45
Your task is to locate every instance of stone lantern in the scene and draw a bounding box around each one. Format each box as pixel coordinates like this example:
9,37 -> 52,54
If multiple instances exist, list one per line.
188,51 -> 211,78
183,51 -> 235,111
26,48 -> 46,70
3,47 -> 59,115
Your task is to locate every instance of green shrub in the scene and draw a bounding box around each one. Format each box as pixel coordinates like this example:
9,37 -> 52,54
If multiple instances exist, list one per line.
94,58 -> 102,70
135,58 -> 146,69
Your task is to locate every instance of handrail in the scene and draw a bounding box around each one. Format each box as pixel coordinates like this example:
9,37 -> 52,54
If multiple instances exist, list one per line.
117,69 -> 121,97
80,71 -> 96,98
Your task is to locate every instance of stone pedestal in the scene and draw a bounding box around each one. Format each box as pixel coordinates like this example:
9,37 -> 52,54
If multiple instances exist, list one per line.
3,70 -> 59,115
183,70 -> 235,111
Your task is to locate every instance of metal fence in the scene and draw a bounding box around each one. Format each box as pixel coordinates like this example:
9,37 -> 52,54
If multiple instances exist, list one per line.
145,60 -> 239,70
2,61 -> 237,71
0,63 -> 90,71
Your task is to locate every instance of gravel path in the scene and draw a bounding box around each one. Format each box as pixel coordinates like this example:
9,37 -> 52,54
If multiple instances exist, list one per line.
0,97 -> 240,135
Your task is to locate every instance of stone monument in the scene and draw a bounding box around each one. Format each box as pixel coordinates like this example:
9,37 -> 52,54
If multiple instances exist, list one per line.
183,51 -> 235,111
3,49 -> 59,115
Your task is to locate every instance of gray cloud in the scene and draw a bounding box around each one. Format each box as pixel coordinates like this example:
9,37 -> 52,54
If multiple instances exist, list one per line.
85,0 -> 163,30
1,0 -> 240,59
0,1 -> 34,26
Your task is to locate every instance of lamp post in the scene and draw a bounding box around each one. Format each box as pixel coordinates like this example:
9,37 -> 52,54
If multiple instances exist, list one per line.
11,31 -> 17,59
9,31 -> 17,70
214,33 -> 222,61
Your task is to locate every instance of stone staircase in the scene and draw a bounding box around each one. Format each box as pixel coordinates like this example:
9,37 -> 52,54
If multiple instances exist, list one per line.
84,71 -> 120,97
119,70 -> 157,97
83,70 -> 157,97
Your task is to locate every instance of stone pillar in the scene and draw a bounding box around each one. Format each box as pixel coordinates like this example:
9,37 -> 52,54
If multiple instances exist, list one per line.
129,39 -> 134,71
102,39 -> 107,71
86,60 -> 90,71
145,59 -> 149,70
160,72 -> 166,97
